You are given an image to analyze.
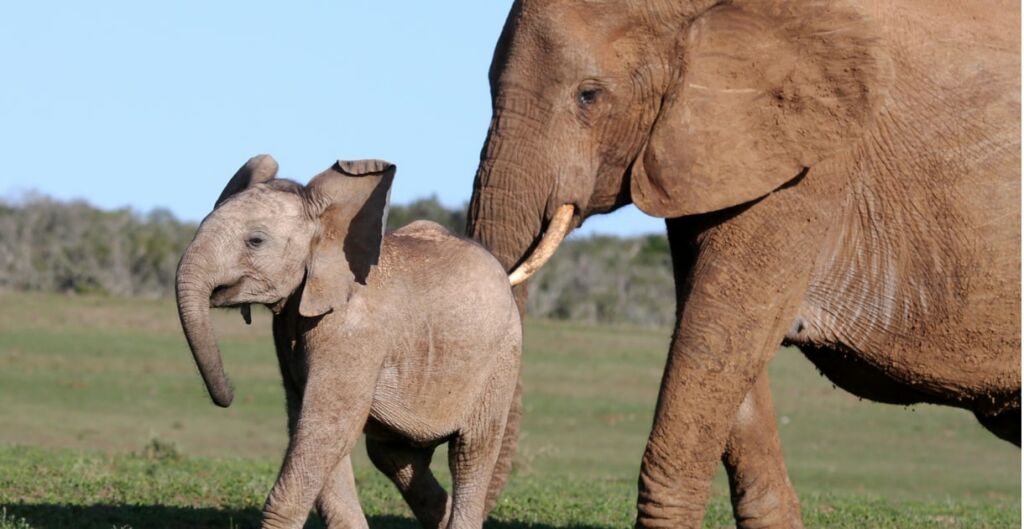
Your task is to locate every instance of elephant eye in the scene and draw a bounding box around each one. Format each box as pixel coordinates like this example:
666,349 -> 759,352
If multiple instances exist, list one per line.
578,88 -> 601,106
246,235 -> 265,249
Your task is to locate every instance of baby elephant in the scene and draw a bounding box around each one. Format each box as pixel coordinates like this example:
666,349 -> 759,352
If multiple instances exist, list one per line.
174,155 -> 522,529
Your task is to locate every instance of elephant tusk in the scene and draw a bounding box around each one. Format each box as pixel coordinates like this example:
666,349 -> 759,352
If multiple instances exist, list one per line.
508,204 -> 575,287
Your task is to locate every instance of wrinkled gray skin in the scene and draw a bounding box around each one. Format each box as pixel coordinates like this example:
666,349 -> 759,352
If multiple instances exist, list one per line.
466,1 -> 1020,528
175,156 -> 521,529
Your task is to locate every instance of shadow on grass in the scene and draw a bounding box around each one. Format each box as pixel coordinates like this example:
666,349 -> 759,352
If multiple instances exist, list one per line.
1,503 -> 609,529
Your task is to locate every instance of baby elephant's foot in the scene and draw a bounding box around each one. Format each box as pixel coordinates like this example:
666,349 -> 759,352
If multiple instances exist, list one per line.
366,438 -> 452,529
317,499 -> 371,529
412,495 -> 452,529
315,455 -> 370,529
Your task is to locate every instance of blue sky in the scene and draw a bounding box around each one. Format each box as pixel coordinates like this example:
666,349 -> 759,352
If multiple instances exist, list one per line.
0,2 -> 664,236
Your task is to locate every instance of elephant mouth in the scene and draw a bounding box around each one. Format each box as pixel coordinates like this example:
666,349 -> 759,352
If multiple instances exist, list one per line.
210,282 -> 246,308
508,204 -> 576,286
210,282 -> 257,325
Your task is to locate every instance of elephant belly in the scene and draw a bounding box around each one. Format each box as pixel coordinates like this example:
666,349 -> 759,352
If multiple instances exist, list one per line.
788,281 -> 1020,415
793,343 -> 931,406
789,230 -> 1020,415
367,347 -> 498,444
788,134 -> 1020,415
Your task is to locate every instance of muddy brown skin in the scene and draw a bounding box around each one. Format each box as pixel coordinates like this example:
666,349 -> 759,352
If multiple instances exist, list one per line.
176,156 -> 521,529
466,1 -> 1021,528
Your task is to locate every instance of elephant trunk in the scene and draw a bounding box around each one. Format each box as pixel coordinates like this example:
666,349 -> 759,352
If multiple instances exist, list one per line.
467,170 -> 544,273
468,161 -> 576,295
466,138 -> 546,516
175,239 -> 234,408
467,102 -> 578,277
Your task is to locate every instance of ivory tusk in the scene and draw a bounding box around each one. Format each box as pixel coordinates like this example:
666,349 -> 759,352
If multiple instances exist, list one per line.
508,204 -> 576,286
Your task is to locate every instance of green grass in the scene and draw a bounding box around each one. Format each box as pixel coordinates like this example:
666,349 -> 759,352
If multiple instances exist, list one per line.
0,291 -> 1019,528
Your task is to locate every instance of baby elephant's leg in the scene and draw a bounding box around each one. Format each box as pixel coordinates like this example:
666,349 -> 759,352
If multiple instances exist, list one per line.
447,398 -> 510,529
366,438 -> 451,529
316,454 -> 369,529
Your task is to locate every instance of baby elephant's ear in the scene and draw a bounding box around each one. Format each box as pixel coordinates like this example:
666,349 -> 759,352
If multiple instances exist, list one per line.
299,159 -> 395,318
215,154 -> 279,208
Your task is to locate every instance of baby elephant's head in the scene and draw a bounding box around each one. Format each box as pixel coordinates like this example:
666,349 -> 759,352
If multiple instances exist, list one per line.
175,154 -> 395,407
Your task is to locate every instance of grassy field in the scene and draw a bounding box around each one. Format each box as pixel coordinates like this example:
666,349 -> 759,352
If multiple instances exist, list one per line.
0,291 -> 1018,528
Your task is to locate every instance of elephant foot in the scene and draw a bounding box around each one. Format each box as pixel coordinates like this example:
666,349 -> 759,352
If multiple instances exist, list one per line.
731,481 -> 804,529
635,460 -> 716,529
722,370 -> 805,529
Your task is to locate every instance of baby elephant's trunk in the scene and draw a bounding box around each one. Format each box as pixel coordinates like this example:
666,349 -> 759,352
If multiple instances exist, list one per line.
175,239 -> 234,407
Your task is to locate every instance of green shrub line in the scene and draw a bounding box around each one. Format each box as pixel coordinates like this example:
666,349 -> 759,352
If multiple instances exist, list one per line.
0,194 -> 674,326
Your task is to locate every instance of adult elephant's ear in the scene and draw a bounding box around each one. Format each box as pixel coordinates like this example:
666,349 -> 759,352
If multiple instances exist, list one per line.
631,1 -> 891,218
299,159 -> 395,318
215,154 -> 279,208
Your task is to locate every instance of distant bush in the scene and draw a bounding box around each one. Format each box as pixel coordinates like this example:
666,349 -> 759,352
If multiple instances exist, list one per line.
527,234 -> 675,327
0,194 -> 197,298
386,195 -> 467,233
0,194 -> 674,325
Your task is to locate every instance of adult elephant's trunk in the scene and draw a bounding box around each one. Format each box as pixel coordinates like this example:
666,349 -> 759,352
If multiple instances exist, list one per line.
468,171 -> 575,290
466,154 -> 539,515
467,167 -> 545,278
466,116 -> 575,513
175,239 -> 234,408
467,124 -> 575,285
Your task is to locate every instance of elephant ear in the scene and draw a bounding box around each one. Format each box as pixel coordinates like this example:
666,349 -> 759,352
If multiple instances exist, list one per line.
631,1 -> 891,217
215,154 -> 279,208
299,159 -> 395,318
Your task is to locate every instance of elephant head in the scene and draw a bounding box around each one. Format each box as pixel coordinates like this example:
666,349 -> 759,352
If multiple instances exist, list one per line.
467,0 -> 890,282
175,155 -> 395,407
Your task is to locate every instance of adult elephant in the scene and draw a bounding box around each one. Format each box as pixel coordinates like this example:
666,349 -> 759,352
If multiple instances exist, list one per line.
466,1 -> 1020,528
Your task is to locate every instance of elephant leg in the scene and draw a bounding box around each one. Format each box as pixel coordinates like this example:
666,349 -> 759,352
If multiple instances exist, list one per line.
722,369 -> 803,529
262,416 -> 360,529
446,429 -> 505,529
366,438 -> 451,529
483,372 -> 523,513
636,191 -> 824,529
315,454 -> 369,529
261,368 -> 375,529
447,377 -> 512,529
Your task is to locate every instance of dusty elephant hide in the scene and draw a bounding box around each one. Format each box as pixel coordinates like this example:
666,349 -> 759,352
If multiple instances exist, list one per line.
465,1 -> 1021,528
